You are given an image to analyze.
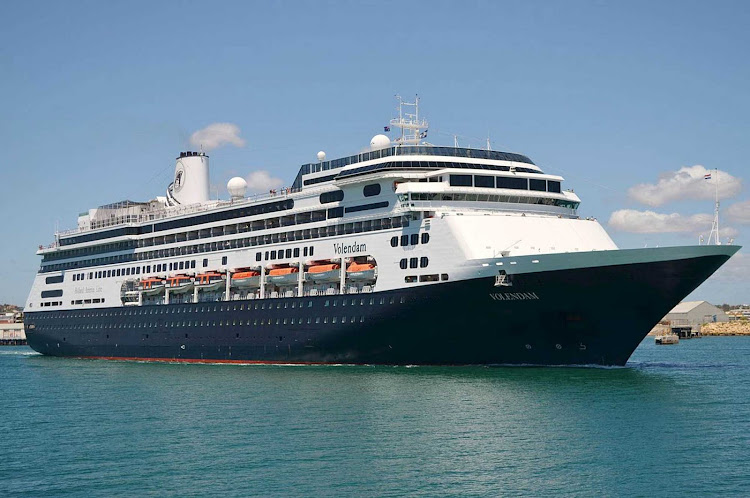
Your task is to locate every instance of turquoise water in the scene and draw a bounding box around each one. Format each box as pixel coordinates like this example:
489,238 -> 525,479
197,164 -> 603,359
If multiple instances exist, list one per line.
2,337 -> 750,496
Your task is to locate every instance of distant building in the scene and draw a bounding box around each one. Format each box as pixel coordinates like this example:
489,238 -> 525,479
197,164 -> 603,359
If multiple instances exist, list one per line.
0,312 -> 25,345
664,301 -> 728,331
728,306 -> 750,321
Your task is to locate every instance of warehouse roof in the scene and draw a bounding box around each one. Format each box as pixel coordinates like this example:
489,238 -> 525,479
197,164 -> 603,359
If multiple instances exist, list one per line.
669,301 -> 710,314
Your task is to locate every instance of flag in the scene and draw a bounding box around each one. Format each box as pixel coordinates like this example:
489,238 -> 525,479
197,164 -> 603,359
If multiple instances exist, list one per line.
384,126 -> 390,132
419,130 -> 428,139
704,173 -> 712,180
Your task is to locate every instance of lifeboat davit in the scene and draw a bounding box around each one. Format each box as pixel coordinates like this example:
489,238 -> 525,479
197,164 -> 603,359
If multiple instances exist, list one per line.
306,263 -> 341,283
195,271 -> 226,292
346,262 -> 376,282
267,266 -> 300,286
138,277 -> 165,296
166,274 -> 194,294
231,270 -> 261,289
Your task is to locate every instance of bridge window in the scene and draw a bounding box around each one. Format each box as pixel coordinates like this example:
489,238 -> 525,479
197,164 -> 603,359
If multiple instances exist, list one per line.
363,183 -> 381,197
474,175 -> 494,188
548,180 -> 561,193
529,179 -> 546,191
449,174 -> 472,187
497,177 -> 528,190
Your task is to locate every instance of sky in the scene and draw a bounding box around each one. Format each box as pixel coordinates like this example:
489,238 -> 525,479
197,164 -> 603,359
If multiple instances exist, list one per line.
1,0 -> 749,306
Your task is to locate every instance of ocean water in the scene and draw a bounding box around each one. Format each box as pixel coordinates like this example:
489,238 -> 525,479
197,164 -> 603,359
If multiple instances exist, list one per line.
2,337 -> 749,497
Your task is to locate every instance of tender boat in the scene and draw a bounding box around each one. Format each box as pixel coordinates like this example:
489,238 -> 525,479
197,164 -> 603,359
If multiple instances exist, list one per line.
138,277 -> 165,296
231,270 -> 261,289
166,275 -> 194,294
267,266 -> 300,286
346,262 -> 376,282
195,272 -> 226,292
306,263 -> 341,283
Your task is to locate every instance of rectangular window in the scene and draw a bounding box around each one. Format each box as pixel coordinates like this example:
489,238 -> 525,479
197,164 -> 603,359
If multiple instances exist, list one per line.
529,179 -> 546,191
497,177 -> 528,190
400,235 -> 408,247
256,252 -> 262,262
449,174 -> 472,187
309,246 -> 314,256
410,233 -> 419,245
474,175 -> 494,188
405,276 -> 417,283
420,257 -> 429,268
285,249 -> 292,258
222,256 -> 228,265
419,274 -> 440,282
409,257 -> 418,269
293,248 -> 300,257
547,180 -> 561,193
270,250 -> 276,259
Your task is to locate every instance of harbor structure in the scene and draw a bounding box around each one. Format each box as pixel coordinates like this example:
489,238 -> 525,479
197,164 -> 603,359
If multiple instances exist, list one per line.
664,301 -> 728,332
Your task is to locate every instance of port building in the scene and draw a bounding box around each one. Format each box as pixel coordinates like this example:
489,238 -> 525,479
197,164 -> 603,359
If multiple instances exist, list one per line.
664,301 -> 728,331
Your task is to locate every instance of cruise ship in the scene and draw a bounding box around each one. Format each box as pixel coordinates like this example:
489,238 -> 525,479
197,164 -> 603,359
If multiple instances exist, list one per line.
23,99 -> 740,365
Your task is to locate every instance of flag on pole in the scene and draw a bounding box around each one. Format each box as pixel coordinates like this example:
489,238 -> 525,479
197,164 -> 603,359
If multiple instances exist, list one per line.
384,126 -> 390,132
704,173 -> 712,180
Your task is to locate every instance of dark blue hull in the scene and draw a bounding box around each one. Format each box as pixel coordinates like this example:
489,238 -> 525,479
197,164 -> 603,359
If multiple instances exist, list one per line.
24,251 -> 732,366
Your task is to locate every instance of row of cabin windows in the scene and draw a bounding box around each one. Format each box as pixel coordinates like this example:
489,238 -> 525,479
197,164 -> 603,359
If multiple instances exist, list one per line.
390,232 -> 430,248
409,192 -> 580,210
38,301 -> 62,307
333,160 -> 540,182
32,295 -> 408,319
258,246 -> 314,262
405,274 -> 445,283
46,203 -> 347,263
47,197 -> 390,265
36,315 -> 368,330
71,298 -> 105,305
59,199 -> 295,246
40,215 -> 411,273
399,257 -> 429,269
449,174 -> 561,193
295,147 -> 536,183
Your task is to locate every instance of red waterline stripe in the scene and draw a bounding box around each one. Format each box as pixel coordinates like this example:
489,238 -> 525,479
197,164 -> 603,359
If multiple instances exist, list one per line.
75,356 -> 350,365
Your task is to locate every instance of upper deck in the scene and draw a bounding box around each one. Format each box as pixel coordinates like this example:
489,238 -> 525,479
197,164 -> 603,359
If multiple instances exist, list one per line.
292,145 -> 539,189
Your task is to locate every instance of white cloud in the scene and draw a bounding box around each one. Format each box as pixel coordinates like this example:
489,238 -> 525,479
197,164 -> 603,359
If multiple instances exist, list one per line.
710,251 -> 750,285
189,123 -> 246,151
609,209 -> 711,233
627,165 -> 742,207
609,209 -> 739,240
727,200 -> 750,224
245,170 -> 284,193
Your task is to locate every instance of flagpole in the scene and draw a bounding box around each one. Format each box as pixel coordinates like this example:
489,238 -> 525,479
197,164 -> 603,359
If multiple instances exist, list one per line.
716,167 -> 720,245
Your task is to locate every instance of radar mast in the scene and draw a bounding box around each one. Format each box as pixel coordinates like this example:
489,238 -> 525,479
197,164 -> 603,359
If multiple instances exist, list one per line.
390,95 -> 428,145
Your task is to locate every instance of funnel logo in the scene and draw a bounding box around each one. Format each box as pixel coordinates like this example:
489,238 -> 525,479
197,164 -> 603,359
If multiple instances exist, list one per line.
174,163 -> 186,192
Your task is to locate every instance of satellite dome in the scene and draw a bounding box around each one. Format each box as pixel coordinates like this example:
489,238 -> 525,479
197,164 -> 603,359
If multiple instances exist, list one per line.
370,134 -> 391,150
317,150 -> 326,161
227,177 -> 248,199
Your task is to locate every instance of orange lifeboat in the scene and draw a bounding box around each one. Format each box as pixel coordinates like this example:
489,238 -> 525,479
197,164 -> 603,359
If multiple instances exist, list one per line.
346,262 -> 377,282
166,274 -> 194,294
195,271 -> 226,292
267,266 -> 299,286
138,277 -> 165,296
231,270 -> 261,289
306,263 -> 341,283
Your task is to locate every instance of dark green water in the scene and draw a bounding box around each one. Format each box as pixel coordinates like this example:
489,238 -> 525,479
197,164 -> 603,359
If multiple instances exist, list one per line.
2,337 -> 749,496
